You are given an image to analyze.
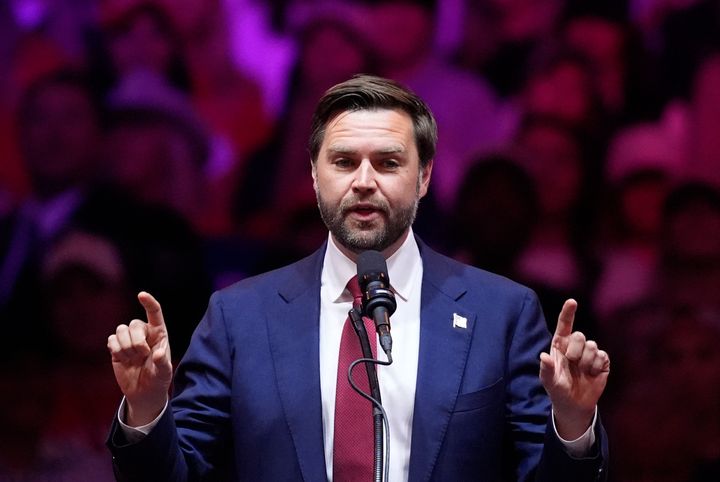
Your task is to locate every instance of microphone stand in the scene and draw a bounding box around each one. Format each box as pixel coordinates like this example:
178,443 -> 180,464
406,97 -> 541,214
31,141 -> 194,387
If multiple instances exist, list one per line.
349,308 -> 385,482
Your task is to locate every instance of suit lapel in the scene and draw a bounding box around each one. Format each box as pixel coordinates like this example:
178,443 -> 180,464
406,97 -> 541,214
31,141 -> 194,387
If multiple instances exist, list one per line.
266,245 -> 328,482
409,243 -> 477,482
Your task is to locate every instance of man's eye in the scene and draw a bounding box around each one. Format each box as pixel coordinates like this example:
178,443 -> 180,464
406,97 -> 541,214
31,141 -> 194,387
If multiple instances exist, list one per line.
334,158 -> 352,168
382,159 -> 400,169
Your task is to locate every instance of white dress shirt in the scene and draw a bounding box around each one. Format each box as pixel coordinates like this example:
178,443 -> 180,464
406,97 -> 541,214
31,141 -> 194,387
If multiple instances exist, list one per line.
320,230 -> 422,482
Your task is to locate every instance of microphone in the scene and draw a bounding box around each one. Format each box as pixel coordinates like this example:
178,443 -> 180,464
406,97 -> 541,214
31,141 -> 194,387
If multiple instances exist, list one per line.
357,250 -> 396,357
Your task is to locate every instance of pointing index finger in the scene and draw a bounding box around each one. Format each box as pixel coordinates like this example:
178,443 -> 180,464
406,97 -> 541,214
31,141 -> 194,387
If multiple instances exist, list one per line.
137,291 -> 165,328
555,298 -> 577,339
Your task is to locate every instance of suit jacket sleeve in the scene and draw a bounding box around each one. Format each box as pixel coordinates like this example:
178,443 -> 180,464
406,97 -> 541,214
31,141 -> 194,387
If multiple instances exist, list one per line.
107,291 -> 234,481
509,290 -> 608,482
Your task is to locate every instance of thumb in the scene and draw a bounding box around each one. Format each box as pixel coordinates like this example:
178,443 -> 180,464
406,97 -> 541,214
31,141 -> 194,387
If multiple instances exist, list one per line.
539,352 -> 555,389
152,339 -> 173,380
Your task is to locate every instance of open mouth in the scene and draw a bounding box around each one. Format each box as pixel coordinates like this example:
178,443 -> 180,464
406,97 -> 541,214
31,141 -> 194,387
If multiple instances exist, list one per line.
347,204 -> 384,221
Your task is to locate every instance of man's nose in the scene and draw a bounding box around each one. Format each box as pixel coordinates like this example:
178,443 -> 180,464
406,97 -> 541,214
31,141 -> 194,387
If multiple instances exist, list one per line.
352,159 -> 377,191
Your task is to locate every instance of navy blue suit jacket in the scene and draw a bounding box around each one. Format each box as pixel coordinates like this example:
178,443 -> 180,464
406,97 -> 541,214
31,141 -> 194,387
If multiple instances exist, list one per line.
109,239 -> 608,481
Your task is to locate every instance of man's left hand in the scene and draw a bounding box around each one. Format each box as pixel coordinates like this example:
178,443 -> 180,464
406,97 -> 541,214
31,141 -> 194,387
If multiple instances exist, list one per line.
539,299 -> 610,440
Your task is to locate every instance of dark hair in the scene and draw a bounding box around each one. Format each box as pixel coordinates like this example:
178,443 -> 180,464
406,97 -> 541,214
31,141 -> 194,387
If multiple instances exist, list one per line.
663,181 -> 720,218
102,2 -> 191,92
308,74 -> 437,168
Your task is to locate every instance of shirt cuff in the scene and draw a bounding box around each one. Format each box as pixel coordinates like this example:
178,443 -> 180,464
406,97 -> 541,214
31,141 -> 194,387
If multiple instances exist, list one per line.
551,406 -> 598,458
117,397 -> 168,443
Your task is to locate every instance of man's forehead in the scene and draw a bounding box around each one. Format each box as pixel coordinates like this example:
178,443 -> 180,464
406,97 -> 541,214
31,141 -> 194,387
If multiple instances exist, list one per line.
323,108 -> 414,140
326,106 -> 413,126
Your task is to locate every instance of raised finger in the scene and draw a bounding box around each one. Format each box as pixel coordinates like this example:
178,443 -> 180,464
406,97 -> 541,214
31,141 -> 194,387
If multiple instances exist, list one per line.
565,331 -> 586,362
555,299 -> 577,339
138,291 -> 165,328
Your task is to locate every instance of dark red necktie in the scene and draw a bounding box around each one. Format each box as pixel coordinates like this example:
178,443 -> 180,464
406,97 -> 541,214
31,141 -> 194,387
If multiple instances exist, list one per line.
333,275 -> 377,481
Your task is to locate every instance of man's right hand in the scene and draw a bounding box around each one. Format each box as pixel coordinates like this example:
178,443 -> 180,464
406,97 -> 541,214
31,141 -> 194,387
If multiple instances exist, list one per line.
107,291 -> 173,427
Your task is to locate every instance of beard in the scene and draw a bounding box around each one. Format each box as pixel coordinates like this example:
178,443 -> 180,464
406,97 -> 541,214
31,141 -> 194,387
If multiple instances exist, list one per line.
316,191 -> 420,253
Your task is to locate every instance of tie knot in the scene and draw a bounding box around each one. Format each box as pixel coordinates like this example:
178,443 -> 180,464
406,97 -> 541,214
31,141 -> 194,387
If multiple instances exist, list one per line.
346,275 -> 363,308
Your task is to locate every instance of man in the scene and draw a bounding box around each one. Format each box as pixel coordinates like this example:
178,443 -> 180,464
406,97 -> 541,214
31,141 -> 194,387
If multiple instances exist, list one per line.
1,69 -> 103,336
0,68 -> 210,361
107,75 -> 609,481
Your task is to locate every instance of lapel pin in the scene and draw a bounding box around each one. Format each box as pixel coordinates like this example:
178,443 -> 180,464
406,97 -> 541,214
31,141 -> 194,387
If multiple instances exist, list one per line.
452,313 -> 467,329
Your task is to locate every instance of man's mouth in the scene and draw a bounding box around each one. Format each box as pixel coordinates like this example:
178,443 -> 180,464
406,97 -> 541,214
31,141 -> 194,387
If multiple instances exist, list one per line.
346,203 -> 384,221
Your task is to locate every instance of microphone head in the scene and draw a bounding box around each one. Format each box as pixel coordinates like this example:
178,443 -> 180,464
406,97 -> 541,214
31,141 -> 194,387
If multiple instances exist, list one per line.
357,250 -> 389,292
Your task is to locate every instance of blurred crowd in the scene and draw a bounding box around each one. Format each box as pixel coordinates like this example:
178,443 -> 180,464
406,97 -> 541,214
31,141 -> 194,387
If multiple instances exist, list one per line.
1,0 -> 719,480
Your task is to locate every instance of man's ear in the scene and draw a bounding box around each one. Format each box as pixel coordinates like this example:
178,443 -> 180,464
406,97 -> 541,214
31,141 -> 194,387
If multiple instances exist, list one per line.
418,159 -> 433,198
311,159 -> 318,191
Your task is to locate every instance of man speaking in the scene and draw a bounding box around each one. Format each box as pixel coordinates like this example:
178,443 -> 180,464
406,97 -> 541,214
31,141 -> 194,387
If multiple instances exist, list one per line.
107,75 -> 609,481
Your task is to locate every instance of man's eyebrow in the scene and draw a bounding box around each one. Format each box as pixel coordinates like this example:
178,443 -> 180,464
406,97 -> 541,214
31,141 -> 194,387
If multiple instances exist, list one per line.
327,145 -> 357,155
374,146 -> 405,155
327,145 -> 406,155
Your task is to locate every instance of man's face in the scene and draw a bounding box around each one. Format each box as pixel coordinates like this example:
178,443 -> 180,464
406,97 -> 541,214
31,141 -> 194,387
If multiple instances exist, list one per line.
312,109 -> 432,256
20,83 -> 100,193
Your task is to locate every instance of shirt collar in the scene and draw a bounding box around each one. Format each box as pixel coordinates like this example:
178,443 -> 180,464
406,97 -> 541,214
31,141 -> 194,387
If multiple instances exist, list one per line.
322,229 -> 422,304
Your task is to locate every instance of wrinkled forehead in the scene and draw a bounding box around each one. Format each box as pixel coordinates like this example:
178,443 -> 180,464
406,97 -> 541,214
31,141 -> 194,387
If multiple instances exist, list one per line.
320,108 -> 416,151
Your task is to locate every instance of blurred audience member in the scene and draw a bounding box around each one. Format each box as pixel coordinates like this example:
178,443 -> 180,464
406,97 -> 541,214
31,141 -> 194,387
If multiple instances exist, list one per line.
0,351 -> 58,479
562,4 -> 663,124
365,0 -> 511,211
0,66 -> 210,361
594,167 -> 671,319
686,53 -> 720,186
161,0 -> 270,160
96,0 -> 270,235
451,151 -> 595,332
42,231 -> 134,361
234,16 -> 372,239
456,0 -> 566,96
593,112 -> 684,319
657,0 -> 720,100
84,195 -> 212,361
612,51 -> 720,189
39,231 -> 132,481
451,154 -> 538,278
600,181 -> 720,395
98,1 -> 191,92
657,182 -> 720,312
0,68 -> 104,342
608,306 -> 720,481
654,310 -> 720,465
510,117 -> 601,334
521,49 -> 608,141
105,70 -> 208,229
180,0 -> 272,235
608,364 -> 695,482
513,117 -> 600,293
